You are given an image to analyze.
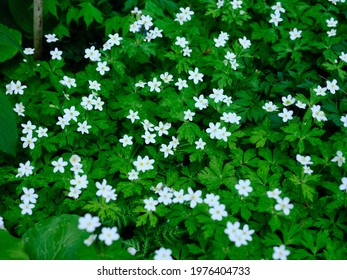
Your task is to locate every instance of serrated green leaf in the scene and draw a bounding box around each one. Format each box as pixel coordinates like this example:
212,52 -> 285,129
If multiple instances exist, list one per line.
79,2 -> 103,28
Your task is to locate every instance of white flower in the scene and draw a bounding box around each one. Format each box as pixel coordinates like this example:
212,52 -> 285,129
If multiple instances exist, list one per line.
154,248 -> 173,260
63,106 -> 80,122
278,108 -> 293,122
50,47 -> 62,60
273,245 -> 290,260
96,179 -> 112,197
340,52 -> 347,63
0,216 -> 5,230
175,78 -> 188,90
52,158 -> 68,173
206,122 -> 222,139
127,110 -> 140,123
160,72 -> 173,83
269,12 -> 283,26
70,154 -> 81,166
17,161 -> 34,177
138,15 -> 153,30
326,17 -> 338,28
84,234 -> 97,246
127,247 -> 137,255
45,34 -> 58,43
303,165 -> 313,175
128,169 -> 139,181
239,36 -> 251,49
158,187 -> 173,205
209,88 -> 225,103
68,186 -> 82,199
96,61 -> 110,75
160,144 -> 174,158
175,36 -> 189,48
108,33 -> 123,46
217,126 -> 231,142
20,187 -> 38,204
295,101 -> 306,109
339,177 -> 347,192
148,78 -> 162,92
188,68 -> 204,84
84,46 -> 101,61
60,76 -> 76,88
77,120 -> 91,134
221,112 -> 241,124
340,115 -> 347,127
99,227 -> 120,246
182,47 -> 192,57
12,81 -> 27,95
267,188 -> 282,200
193,95 -> 208,110
133,155 -> 155,172
183,109 -> 196,121
13,102 -> 25,117
224,221 -> 241,242
183,187 -> 203,208
180,7 -> 194,21
154,121 -> 171,136
262,101 -> 279,112
135,80 -> 146,88
326,79 -> 339,94
231,0 -> 243,9
142,130 -> 156,144
36,127 -> 48,138
19,202 -> 35,215
89,80 -> 101,91
169,136 -> 180,149
275,197 -> 294,215
313,85 -> 327,96
23,48 -> 35,55
327,29 -> 336,37
21,134 -> 37,149
204,193 -> 220,207
70,174 -> 89,190
331,151 -> 345,167
282,95 -> 296,106
144,197 -> 158,211
289,28 -> 302,40
120,135 -> 133,147
296,154 -> 313,165
209,204 -> 228,221
271,2 -> 285,13
173,189 -> 186,204
235,179 -> 252,196
195,138 -> 206,150
142,119 -> 155,132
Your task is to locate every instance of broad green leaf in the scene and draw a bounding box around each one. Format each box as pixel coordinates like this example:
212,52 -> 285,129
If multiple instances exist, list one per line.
44,0 -> 58,17
22,215 -> 89,260
0,230 -> 29,260
8,0 -> 33,34
79,2 -> 104,28
0,23 -> 22,62
0,94 -> 18,156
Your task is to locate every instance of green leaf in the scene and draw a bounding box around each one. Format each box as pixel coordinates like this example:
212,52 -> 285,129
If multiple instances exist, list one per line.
0,94 -> 18,156
0,230 -> 29,260
269,215 -> 281,232
0,23 -> 22,62
79,2 -> 104,28
8,0 -> 33,34
44,0 -> 58,17
22,215 -> 89,260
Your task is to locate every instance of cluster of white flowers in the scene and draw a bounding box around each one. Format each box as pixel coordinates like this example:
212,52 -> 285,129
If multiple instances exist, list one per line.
56,105 -> 92,134
267,187 -> 294,215
20,120 -> 48,150
96,179 -> 117,203
5,80 -> 27,95
129,10 -> 163,42
174,7 -> 194,25
19,187 -> 38,216
81,93 -> 104,111
269,2 -> 285,26
16,161 -> 34,178
214,31 -> 229,48
206,122 -> 231,142
326,17 -> 338,37
78,213 -> 120,246
224,221 -> 254,247
296,154 -> 314,174
174,36 -> 192,57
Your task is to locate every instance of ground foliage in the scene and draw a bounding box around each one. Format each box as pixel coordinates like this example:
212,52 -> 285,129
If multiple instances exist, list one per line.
0,0 -> 347,260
